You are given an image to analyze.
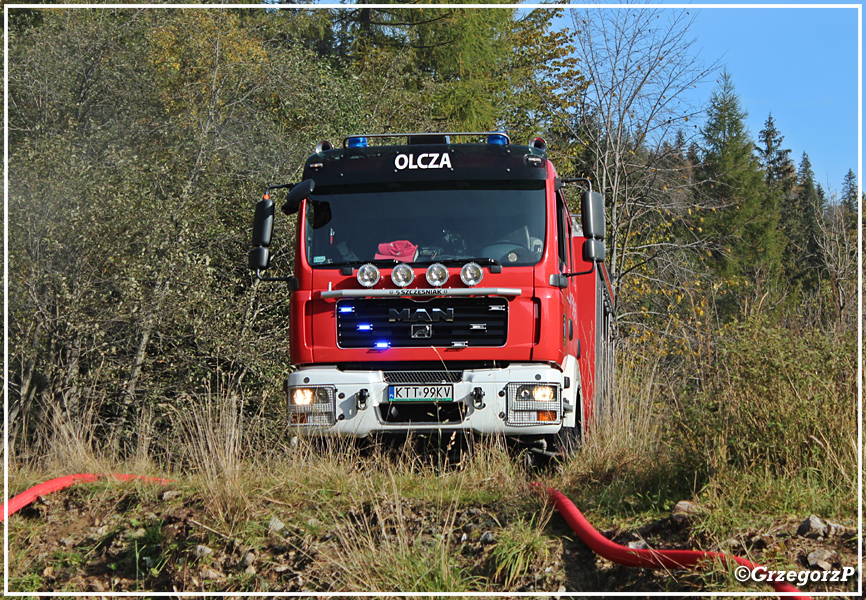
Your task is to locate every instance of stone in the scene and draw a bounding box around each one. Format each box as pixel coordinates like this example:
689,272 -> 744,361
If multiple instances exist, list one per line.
200,567 -> 224,581
807,548 -> 833,571
797,514 -> 827,538
268,516 -> 286,535
194,544 -> 213,558
162,490 -> 182,501
826,520 -> 847,537
244,565 -> 257,576
480,531 -> 496,545
241,552 -> 255,568
627,540 -> 649,550
671,500 -> 699,524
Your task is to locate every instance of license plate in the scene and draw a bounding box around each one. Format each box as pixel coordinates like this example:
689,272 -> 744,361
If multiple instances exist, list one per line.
388,385 -> 454,402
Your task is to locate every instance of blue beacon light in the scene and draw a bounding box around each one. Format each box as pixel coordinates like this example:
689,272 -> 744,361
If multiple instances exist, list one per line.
487,133 -> 508,146
375,341 -> 390,349
348,137 -> 368,148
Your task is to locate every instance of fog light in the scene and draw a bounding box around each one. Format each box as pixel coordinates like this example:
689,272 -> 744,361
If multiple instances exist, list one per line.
426,263 -> 449,287
391,263 -> 415,288
357,263 -> 380,288
460,262 -> 484,286
537,410 -> 557,422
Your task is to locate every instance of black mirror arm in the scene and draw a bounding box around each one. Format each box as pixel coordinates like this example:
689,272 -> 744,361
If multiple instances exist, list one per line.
255,270 -> 299,291
564,263 -> 596,278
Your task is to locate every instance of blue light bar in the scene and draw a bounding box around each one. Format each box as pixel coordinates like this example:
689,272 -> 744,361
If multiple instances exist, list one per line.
487,133 -> 508,146
348,137 -> 368,148
339,306 -> 354,313
375,341 -> 390,349
357,324 -> 373,331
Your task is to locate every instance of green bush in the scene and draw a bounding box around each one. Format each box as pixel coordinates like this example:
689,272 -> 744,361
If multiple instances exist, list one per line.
678,317 -> 856,485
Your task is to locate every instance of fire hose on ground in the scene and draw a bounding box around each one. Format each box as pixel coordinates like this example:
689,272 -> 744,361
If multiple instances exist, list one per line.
1,475 -> 812,598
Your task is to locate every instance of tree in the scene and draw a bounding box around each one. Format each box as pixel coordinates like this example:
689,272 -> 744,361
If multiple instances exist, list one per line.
697,71 -> 782,315
840,168 -> 858,224
560,6 -> 717,339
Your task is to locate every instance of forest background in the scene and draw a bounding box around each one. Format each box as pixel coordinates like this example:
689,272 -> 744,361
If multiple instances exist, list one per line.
3,3 -> 862,594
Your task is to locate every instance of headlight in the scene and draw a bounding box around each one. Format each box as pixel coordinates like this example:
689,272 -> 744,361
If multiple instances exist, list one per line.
426,263 -> 449,287
291,387 -> 330,406
391,263 -> 415,288
357,263 -> 381,288
292,388 -> 314,406
532,385 -> 555,402
460,262 -> 484,286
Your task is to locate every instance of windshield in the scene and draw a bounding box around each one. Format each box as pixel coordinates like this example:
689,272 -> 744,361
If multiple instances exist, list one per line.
304,181 -> 547,268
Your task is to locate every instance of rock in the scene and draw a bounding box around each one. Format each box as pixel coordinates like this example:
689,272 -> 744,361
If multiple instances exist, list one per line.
162,490 -> 182,501
671,500 -> 699,524
627,540 -> 649,550
480,531 -> 496,545
306,517 -> 323,528
244,565 -> 256,576
241,552 -> 255,568
807,548 -> 834,571
797,514 -> 827,538
200,567 -> 224,580
42,566 -> 54,580
89,579 -> 105,592
194,544 -> 213,558
268,516 -> 286,535
826,520 -> 847,537
557,585 -> 567,593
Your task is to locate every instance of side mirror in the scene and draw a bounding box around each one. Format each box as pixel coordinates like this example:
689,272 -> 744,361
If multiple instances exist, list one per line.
249,246 -> 270,271
250,196 -> 274,271
282,179 -> 316,215
583,239 -> 605,263
252,196 -> 274,247
581,190 -> 606,241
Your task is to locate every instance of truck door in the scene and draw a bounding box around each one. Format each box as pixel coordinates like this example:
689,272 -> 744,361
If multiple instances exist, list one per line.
555,192 -> 578,358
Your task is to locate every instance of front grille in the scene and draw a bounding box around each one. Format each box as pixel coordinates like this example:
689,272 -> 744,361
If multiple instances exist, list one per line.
337,298 -> 507,348
383,370 -> 463,384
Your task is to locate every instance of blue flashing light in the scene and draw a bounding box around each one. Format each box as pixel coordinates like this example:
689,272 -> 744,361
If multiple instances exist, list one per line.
348,137 -> 368,148
375,341 -> 390,349
339,306 -> 354,313
487,133 -> 508,146
357,324 -> 373,331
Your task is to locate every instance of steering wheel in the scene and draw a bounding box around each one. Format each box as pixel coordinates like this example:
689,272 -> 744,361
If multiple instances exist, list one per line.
482,240 -> 535,264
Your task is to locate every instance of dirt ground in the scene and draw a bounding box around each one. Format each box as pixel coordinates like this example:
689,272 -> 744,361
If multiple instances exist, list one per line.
5,481 -> 859,594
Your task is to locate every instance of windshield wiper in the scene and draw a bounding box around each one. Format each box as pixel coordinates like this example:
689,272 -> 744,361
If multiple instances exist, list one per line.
326,259 -> 400,268
412,258 -> 502,268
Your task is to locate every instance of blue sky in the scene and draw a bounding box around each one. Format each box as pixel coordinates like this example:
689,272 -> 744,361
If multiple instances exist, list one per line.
550,2 -> 860,193
682,3 -> 860,193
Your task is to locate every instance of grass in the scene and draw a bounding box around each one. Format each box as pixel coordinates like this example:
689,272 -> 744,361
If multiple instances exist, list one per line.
6,319 -> 857,593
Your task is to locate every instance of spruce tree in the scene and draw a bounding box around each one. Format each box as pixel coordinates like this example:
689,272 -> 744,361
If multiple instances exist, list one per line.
697,72 -> 782,314
789,153 -> 824,291
841,169 -> 858,226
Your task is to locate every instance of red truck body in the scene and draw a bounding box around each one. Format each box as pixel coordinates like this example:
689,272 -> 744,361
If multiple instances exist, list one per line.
251,133 -> 615,451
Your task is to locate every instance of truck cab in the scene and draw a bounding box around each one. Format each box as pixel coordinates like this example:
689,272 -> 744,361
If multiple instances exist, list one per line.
250,132 -> 615,453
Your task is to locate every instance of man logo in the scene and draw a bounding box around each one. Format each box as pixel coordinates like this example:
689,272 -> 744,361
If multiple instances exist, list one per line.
389,308 -> 454,323
394,153 -> 453,171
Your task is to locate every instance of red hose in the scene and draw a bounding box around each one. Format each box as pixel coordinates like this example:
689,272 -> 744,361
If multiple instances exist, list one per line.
540,485 -> 811,599
2,473 -> 172,522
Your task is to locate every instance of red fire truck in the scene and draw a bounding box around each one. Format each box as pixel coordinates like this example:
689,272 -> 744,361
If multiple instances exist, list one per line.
249,132 -> 615,456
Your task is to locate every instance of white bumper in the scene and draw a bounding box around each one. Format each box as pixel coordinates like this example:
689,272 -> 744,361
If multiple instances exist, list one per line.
285,362 -> 578,437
